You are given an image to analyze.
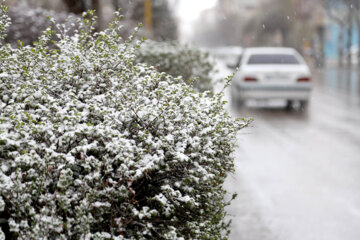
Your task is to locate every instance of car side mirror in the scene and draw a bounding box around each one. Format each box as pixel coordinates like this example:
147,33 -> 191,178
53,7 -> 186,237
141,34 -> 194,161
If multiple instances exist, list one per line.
226,63 -> 238,69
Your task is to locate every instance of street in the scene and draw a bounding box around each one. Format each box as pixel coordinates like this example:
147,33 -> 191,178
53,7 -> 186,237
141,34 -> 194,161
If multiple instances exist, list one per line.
220,65 -> 360,240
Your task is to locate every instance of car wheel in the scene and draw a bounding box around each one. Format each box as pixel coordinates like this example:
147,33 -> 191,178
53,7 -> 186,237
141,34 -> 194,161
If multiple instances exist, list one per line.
231,96 -> 244,108
236,99 -> 244,108
286,100 -> 293,110
299,100 -> 308,110
230,88 -> 244,108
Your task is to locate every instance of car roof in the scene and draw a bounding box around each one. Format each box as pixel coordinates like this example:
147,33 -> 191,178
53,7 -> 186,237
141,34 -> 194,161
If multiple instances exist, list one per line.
244,47 -> 298,54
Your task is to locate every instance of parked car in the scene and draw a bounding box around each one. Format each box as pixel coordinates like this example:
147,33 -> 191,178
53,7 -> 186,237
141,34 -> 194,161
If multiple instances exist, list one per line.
231,47 -> 312,109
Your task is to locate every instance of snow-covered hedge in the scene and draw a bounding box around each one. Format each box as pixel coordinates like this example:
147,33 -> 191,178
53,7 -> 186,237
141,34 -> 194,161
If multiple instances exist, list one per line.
0,4 -> 247,239
136,41 -> 215,92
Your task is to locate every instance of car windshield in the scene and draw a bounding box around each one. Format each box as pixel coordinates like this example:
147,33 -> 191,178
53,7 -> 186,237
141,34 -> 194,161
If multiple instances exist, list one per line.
247,54 -> 300,64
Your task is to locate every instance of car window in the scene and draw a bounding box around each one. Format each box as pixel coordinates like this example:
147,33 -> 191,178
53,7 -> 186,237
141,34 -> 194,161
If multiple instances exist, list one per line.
247,54 -> 300,65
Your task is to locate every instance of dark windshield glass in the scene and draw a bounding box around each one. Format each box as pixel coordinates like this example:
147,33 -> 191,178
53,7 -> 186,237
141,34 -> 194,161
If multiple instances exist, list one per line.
247,54 -> 300,64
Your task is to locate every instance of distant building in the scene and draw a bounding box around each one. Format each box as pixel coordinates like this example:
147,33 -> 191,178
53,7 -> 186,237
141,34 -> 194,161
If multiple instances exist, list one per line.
324,14 -> 359,62
217,0 -> 270,21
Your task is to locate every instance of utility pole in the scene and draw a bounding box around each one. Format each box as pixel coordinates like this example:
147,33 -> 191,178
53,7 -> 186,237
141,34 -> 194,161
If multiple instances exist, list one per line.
144,0 -> 153,36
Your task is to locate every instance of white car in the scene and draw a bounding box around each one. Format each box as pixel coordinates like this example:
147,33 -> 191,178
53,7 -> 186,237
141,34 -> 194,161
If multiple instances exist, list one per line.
231,47 -> 312,109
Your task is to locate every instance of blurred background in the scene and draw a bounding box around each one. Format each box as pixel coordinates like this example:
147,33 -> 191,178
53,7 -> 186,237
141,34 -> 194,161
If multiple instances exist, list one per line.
4,0 -> 360,68
3,0 -> 360,240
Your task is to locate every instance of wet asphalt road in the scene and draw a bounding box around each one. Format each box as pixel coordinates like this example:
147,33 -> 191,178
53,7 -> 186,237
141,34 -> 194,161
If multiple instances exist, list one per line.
220,65 -> 360,240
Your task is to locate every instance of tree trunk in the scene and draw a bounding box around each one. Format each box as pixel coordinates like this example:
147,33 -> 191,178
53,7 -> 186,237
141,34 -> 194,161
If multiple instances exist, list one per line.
356,16 -> 360,69
63,0 -> 87,14
317,26 -> 325,68
112,0 -> 119,11
346,5 -> 353,67
90,0 -> 103,31
338,25 -> 344,67
353,0 -> 360,69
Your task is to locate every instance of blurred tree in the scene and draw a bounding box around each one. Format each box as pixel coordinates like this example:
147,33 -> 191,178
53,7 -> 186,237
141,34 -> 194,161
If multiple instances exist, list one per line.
351,0 -> 360,67
5,5 -> 76,46
192,0 -> 250,47
240,0 -> 328,67
111,0 -> 178,40
62,0 -> 105,30
242,0 -> 301,47
324,0 -> 347,66
257,0 -> 293,46
152,0 -> 177,40
324,0 -> 358,67
62,0 -> 88,14
345,2 -> 354,67
216,12 -> 242,46
4,0 -> 177,44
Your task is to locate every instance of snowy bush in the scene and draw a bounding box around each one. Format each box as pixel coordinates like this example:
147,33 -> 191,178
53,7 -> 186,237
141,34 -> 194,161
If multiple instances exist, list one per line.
0,4 -> 247,239
136,41 -> 215,92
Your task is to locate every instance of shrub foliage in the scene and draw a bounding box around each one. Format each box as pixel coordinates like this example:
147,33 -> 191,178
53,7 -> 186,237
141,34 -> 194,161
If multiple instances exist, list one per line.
0,4 -> 247,239
136,41 -> 215,93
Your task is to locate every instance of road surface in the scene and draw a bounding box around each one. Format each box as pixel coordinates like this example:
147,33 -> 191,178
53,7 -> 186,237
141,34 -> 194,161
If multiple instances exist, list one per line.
220,65 -> 360,240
